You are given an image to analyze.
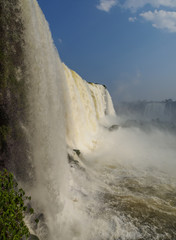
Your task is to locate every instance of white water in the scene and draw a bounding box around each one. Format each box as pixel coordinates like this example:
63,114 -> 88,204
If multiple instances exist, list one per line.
21,0 -> 70,238
63,64 -> 115,151
19,0 -> 176,239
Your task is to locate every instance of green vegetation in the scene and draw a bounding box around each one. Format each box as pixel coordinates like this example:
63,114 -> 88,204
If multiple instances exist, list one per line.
0,169 -> 34,239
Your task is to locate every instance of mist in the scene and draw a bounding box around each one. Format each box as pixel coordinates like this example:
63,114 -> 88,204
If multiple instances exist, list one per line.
87,118 -> 176,175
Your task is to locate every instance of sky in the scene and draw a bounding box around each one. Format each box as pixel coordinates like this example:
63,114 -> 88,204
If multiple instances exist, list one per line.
37,0 -> 176,103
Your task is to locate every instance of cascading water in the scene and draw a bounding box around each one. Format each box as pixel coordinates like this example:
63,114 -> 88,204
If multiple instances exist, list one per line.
4,0 -> 176,239
117,101 -> 176,123
144,102 -> 168,121
63,64 -> 115,150
20,0 -> 70,239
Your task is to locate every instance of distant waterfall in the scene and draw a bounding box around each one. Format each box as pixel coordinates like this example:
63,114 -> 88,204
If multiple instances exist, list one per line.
144,102 -> 167,121
117,101 -> 176,123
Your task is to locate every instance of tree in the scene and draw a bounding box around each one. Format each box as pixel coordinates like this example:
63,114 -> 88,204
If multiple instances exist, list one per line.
0,169 -> 33,239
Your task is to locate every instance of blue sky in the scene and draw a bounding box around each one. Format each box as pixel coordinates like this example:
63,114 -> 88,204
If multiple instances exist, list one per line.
37,0 -> 176,103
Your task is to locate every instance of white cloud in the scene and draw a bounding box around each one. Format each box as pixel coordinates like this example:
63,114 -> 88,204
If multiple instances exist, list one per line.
96,0 -> 176,33
140,10 -> 176,32
123,0 -> 176,12
96,0 -> 176,13
129,16 -> 137,22
96,0 -> 118,12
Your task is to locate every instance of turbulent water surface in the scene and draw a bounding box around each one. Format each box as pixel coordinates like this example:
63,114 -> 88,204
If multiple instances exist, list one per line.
78,125 -> 176,239
8,0 -> 176,239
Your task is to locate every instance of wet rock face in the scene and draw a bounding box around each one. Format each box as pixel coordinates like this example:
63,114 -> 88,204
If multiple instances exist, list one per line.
73,149 -> 81,156
67,148 -> 86,172
0,0 -> 30,178
28,234 -> 40,240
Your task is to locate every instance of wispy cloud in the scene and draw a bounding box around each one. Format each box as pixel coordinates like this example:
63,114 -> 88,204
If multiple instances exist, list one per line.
140,10 -> 176,32
96,0 -> 118,12
123,0 -> 176,12
96,0 -> 176,33
129,17 -> 137,22
97,0 -> 176,13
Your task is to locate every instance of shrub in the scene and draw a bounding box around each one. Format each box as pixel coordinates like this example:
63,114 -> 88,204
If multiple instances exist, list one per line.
0,169 -> 33,239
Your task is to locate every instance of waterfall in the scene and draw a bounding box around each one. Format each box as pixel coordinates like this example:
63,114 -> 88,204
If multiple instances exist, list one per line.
117,101 -> 176,123
21,0 -> 70,238
63,64 -> 115,150
18,0 -> 115,239
2,0 -> 176,239
144,102 -> 167,121
105,89 -> 116,116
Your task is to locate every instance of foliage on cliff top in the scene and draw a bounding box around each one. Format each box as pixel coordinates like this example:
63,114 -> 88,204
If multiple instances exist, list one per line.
0,169 -> 34,239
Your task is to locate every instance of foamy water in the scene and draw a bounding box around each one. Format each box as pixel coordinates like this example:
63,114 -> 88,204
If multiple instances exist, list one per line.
72,121 -> 176,239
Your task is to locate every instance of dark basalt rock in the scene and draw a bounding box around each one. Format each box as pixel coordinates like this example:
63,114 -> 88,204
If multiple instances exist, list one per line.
68,154 -> 79,165
67,151 -> 86,172
73,149 -> 81,156
28,234 -> 40,240
109,125 -> 119,131
87,82 -> 107,89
